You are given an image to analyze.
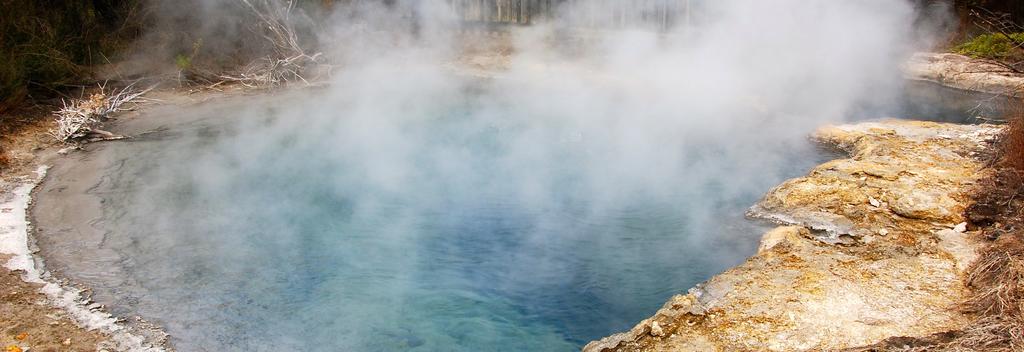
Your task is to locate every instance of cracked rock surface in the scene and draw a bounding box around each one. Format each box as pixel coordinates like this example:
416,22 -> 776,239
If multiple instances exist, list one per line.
584,120 -> 1000,352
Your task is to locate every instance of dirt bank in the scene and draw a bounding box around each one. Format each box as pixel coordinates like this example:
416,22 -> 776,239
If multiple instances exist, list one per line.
584,120 -> 1001,352
1,253 -> 107,352
0,114 -> 118,352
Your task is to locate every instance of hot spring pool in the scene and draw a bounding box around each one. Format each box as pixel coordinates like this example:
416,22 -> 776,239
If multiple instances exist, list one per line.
33,79 -> 977,351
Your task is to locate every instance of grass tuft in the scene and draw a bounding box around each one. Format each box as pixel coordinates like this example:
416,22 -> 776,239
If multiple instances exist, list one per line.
0,145 -> 9,168
1002,107 -> 1024,172
953,98 -> 1024,352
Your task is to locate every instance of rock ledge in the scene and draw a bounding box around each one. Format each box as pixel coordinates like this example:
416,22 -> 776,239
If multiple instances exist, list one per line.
584,120 -> 1000,352
905,52 -> 1024,97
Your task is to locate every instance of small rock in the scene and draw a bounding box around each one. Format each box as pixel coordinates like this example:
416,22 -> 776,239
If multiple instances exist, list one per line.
878,229 -> 889,236
953,222 -> 967,233
62,338 -> 71,346
757,226 -> 808,253
650,321 -> 665,337
868,197 -> 881,208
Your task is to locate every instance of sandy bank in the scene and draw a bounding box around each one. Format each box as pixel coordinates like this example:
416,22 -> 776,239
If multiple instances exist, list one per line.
584,120 -> 1000,351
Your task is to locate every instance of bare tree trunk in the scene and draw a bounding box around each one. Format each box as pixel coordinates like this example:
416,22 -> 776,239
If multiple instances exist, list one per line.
496,0 -> 502,22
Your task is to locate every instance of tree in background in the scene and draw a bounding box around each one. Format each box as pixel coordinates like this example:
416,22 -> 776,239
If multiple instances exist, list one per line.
951,0 -> 1024,73
0,1 -> 144,112
958,0 -> 1024,24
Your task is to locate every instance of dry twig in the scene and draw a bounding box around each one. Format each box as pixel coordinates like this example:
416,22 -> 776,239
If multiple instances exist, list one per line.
50,83 -> 151,144
969,7 -> 1024,74
219,0 -> 323,88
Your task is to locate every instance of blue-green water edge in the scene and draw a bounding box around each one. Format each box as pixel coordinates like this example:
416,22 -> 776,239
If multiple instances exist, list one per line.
48,80 -> 973,351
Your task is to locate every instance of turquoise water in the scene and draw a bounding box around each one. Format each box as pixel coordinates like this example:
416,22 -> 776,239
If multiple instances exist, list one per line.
54,77 -> 924,351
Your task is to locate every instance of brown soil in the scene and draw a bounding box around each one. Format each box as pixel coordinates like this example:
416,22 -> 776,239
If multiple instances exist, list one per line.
1,105 -> 112,351
0,106 -> 60,180
0,255 -> 107,352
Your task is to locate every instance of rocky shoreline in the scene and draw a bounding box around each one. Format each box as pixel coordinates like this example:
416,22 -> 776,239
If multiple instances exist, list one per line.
905,52 -> 1024,98
0,52 -> 1012,351
584,120 -> 1001,351
7,115 -> 998,352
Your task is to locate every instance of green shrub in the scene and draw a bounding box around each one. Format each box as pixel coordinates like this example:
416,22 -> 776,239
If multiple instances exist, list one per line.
955,32 -> 1024,60
175,54 -> 193,71
174,39 -> 205,72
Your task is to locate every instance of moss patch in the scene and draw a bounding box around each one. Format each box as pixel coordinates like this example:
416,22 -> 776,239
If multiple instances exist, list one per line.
955,32 -> 1024,61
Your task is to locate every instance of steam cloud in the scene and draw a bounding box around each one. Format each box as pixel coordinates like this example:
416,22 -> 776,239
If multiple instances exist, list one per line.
113,0 -> 956,349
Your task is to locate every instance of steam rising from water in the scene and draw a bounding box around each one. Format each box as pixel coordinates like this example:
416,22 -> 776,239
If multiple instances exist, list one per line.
265,0 -> 932,234
97,1 -> 953,350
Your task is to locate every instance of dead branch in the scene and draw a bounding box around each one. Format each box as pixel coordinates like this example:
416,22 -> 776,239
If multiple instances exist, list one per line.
50,83 -> 152,144
219,0 -> 324,88
219,52 -> 322,88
